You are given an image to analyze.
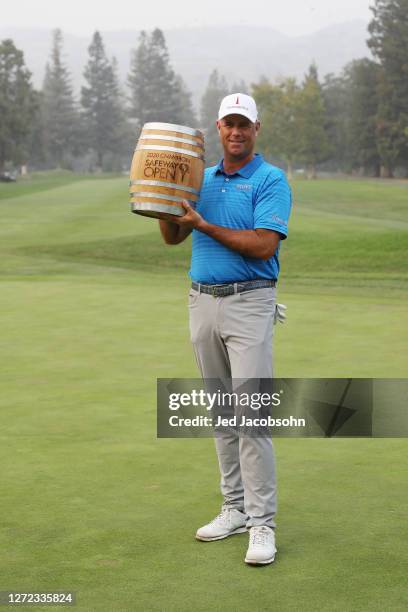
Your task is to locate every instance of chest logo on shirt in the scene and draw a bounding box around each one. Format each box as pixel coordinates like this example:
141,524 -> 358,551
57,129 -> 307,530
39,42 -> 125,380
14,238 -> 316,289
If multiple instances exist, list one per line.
235,184 -> 252,191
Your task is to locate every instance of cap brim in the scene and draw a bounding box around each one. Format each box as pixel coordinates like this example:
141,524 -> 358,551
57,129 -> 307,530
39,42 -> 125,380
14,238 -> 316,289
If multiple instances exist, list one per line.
218,109 -> 257,123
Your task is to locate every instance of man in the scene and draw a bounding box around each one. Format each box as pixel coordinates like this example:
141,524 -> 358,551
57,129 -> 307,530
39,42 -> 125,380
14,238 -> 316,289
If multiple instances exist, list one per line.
159,93 -> 292,565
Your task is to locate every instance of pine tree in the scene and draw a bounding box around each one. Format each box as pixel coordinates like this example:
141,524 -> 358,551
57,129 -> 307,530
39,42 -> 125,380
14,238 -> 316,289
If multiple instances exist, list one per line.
42,29 -> 78,167
231,79 -> 249,94
81,31 -> 127,169
27,89 -> 47,169
145,28 -> 176,122
367,0 -> 408,176
253,78 -> 301,178
128,28 -> 195,130
0,39 -> 35,172
128,31 -> 149,129
297,64 -> 330,179
172,75 -> 197,126
111,57 -> 134,167
200,70 -> 228,165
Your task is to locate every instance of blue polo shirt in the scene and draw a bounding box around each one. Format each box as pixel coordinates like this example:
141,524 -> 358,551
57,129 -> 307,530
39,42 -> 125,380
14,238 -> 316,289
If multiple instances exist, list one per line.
189,154 -> 292,284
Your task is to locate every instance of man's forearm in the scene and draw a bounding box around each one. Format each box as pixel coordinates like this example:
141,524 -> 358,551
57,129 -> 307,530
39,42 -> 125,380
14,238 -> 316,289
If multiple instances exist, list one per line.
159,219 -> 183,244
158,201 -> 279,258
197,220 -> 276,260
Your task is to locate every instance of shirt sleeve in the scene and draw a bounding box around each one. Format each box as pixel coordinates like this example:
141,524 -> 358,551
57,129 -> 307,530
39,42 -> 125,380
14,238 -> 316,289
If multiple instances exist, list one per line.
253,171 -> 292,239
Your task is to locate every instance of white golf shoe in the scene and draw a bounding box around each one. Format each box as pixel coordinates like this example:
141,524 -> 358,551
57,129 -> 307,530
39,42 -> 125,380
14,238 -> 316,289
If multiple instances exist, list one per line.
195,507 -> 248,541
245,526 -> 276,565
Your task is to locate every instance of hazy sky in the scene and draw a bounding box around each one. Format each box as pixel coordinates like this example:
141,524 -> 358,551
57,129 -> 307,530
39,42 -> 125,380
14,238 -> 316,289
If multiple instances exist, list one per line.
3,0 -> 373,36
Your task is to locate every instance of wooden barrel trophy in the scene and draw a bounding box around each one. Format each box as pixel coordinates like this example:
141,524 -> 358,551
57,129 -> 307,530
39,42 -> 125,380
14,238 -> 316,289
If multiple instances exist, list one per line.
129,122 -> 205,219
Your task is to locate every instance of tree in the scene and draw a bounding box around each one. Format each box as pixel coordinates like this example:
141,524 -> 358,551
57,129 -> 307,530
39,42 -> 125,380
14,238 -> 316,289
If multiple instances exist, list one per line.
297,64 -> 330,179
27,89 -> 48,169
231,79 -> 249,94
0,39 -> 35,172
128,28 -> 195,129
42,29 -> 78,167
81,31 -> 127,169
128,30 -> 149,129
172,75 -> 197,126
346,59 -> 381,176
367,0 -> 408,176
200,69 -> 228,165
253,78 -> 301,179
322,72 -> 352,173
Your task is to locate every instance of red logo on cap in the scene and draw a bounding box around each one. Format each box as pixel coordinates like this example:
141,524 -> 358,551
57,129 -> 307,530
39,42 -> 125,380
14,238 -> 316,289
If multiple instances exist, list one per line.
235,96 -> 239,105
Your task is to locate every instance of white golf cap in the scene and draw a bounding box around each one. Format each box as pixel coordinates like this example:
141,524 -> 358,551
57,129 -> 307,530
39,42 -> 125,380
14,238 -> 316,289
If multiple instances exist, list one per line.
218,93 -> 258,123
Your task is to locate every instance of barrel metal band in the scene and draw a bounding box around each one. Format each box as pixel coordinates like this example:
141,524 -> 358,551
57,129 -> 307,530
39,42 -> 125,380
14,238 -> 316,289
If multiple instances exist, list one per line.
135,144 -> 204,160
139,134 -> 203,148
131,202 -> 185,217
130,191 -> 193,204
143,122 -> 204,139
129,179 -> 200,195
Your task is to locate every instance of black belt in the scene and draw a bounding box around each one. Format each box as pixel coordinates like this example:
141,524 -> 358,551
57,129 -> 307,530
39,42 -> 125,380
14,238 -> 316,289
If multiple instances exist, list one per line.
191,279 -> 276,297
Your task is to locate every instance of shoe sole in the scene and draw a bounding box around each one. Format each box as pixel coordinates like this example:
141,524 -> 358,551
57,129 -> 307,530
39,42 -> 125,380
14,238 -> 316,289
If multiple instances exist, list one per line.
245,554 -> 276,565
195,526 -> 247,541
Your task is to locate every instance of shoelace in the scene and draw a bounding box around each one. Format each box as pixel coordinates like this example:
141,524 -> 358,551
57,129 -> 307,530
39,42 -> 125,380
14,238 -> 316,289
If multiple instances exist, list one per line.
250,527 -> 271,546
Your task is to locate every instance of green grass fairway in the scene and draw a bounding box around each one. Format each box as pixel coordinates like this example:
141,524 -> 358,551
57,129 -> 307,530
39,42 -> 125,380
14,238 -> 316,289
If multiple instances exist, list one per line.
1,174 -> 407,611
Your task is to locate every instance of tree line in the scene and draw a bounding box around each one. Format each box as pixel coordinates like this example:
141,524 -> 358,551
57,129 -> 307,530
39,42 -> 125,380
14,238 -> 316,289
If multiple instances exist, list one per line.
255,0 -> 407,178
0,27 -> 197,174
0,0 -> 406,178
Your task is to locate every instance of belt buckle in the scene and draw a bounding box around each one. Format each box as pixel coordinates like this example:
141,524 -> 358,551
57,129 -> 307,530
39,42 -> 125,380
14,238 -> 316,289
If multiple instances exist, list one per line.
211,285 -> 218,297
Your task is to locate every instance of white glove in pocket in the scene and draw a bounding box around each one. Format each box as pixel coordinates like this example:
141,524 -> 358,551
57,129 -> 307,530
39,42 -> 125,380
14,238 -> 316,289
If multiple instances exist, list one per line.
274,303 -> 287,325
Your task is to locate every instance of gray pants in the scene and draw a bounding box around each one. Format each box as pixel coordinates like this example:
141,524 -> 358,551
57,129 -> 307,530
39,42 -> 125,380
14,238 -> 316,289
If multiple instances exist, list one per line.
188,286 -> 277,528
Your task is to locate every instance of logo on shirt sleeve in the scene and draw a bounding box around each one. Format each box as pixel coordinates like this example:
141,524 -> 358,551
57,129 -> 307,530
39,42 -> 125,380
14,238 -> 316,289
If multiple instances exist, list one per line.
271,214 -> 287,226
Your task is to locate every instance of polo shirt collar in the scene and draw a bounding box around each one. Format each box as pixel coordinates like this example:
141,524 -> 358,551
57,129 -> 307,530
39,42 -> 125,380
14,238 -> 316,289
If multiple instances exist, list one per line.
214,153 -> 264,178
